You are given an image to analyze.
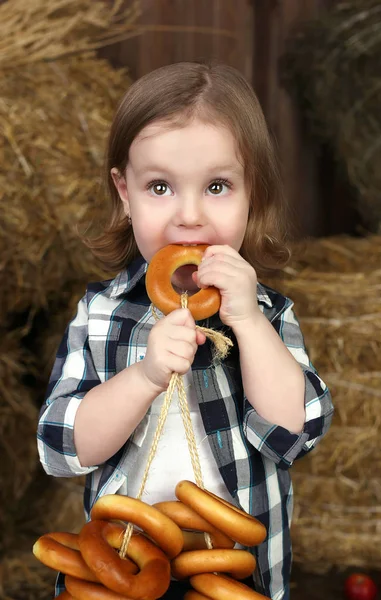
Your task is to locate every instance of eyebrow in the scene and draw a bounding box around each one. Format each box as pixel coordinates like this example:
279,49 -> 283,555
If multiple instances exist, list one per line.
135,164 -> 243,176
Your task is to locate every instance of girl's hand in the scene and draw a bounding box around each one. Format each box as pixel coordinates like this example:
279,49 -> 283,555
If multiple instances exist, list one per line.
141,308 -> 206,393
193,245 -> 260,329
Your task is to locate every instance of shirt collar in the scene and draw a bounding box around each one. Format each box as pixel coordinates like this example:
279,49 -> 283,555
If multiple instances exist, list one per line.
109,255 -> 147,299
257,282 -> 273,308
109,255 -> 273,309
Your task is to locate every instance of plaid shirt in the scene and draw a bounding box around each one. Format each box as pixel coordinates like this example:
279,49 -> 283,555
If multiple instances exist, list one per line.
37,255 -> 333,599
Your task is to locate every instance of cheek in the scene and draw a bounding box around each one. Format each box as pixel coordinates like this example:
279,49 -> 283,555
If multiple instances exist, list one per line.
214,207 -> 248,240
131,217 -> 167,261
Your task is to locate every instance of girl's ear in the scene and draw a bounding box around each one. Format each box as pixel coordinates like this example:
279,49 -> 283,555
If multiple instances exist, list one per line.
111,167 -> 130,215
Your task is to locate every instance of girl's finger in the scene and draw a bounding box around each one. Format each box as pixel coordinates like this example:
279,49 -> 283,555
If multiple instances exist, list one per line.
202,244 -> 240,260
166,308 -> 196,328
166,340 -> 197,360
196,329 -> 207,345
168,326 -> 197,344
198,263 -> 239,288
166,353 -> 193,375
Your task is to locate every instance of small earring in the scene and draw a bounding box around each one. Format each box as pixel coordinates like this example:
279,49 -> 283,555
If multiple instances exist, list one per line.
127,215 -> 132,225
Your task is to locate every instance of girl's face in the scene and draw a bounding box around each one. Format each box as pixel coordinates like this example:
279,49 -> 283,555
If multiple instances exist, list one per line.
112,118 -> 250,292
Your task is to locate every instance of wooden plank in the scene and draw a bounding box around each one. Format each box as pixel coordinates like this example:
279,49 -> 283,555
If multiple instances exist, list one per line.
100,0 -> 252,77
193,0 -> 213,64
252,0 -> 346,236
253,0 -> 279,117
183,0 -> 197,62
213,1 -> 236,68
277,0 -> 324,236
241,0 -> 254,83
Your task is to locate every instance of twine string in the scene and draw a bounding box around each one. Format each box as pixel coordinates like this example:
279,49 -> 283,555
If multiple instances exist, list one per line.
119,371 -> 178,557
119,293 -> 233,557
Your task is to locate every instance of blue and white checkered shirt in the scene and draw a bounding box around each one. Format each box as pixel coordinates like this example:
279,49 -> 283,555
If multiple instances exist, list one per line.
37,255 -> 333,599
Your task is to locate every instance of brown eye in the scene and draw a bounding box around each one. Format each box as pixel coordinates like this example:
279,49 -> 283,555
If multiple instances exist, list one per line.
152,183 -> 168,195
209,182 -> 222,194
208,181 -> 228,195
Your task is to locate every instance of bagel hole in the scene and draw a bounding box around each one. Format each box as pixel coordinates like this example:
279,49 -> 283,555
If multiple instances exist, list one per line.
171,264 -> 199,294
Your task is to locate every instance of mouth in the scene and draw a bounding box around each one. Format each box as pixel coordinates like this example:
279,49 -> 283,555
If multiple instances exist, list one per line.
174,242 -> 208,247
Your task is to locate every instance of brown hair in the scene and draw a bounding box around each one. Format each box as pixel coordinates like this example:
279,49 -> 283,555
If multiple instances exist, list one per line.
85,62 -> 291,276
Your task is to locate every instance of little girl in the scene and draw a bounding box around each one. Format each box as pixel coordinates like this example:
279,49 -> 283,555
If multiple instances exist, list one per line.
37,62 -> 333,600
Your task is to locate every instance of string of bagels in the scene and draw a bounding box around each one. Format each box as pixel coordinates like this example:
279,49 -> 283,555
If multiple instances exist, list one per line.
33,244 -> 270,600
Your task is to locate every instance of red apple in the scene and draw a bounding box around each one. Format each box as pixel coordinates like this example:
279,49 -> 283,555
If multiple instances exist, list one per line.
344,573 -> 378,600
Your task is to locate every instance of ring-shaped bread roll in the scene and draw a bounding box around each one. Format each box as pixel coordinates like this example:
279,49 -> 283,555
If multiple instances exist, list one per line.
79,520 -> 171,599
190,573 -> 271,599
33,526 -> 138,582
184,592 -> 210,600
146,244 -> 221,321
153,501 -> 234,550
90,494 -> 183,558
56,591 -> 74,600
33,532 -> 99,582
171,548 -> 256,580
48,532 -> 81,550
181,531 -> 231,552
175,481 -> 267,547
65,575 -> 125,600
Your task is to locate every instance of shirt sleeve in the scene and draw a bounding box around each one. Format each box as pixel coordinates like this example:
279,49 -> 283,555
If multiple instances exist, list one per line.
37,292 -> 101,478
243,299 -> 334,469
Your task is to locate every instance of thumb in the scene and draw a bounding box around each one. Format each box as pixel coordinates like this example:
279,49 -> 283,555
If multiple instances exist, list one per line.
192,271 -> 200,286
196,329 -> 206,345
192,270 -> 207,290
169,307 -> 196,329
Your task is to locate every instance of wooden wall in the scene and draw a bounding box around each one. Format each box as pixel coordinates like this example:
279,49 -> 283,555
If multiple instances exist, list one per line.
101,0 -> 253,81
100,0 -> 356,237
252,0 -> 356,237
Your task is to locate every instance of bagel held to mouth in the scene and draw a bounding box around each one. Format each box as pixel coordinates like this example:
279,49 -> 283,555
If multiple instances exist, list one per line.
79,520 -> 171,599
145,244 -> 221,321
175,481 -> 267,547
90,494 -> 183,558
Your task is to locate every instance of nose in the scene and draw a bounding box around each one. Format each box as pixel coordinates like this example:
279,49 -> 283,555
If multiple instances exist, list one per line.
174,193 -> 205,227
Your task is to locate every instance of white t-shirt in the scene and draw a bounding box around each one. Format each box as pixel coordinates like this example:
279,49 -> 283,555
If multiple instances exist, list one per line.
127,369 -> 233,504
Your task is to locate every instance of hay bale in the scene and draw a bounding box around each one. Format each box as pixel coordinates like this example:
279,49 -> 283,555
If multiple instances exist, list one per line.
264,235 -> 381,572
0,0 -> 141,70
0,0 -> 141,325
2,475 -> 85,600
292,474 -> 381,574
273,237 -> 381,371
287,236 -> 381,273
0,54 -> 126,323
281,1 -> 381,232
281,273 -> 381,372
15,471 -> 86,541
0,331 -> 38,553
1,550 -> 54,600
